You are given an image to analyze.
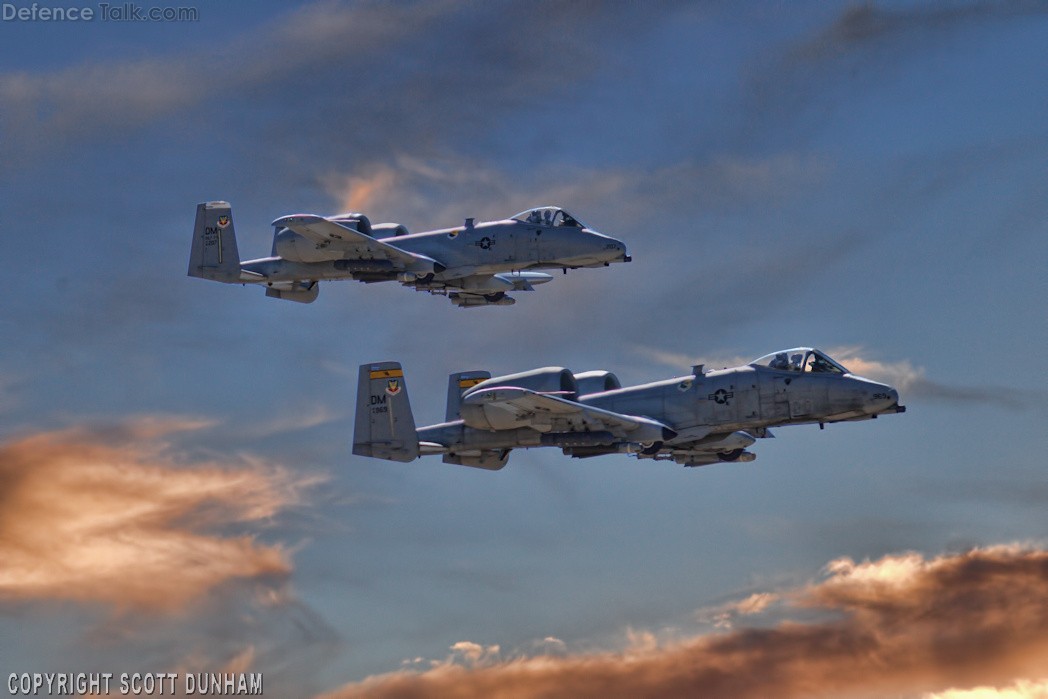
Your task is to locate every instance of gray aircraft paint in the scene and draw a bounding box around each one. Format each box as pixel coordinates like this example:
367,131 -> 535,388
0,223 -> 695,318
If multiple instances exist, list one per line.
353,349 -> 905,470
188,201 -> 629,307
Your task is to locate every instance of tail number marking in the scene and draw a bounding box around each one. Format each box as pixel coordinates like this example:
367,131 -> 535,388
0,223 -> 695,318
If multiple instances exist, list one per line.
203,226 -> 223,263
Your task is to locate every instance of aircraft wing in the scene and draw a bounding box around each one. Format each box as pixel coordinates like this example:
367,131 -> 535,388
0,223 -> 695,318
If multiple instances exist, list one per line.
461,386 -> 676,443
274,214 -> 441,272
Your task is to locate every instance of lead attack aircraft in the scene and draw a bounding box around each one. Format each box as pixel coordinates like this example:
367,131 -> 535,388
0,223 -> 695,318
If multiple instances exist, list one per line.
353,348 -> 906,469
188,201 -> 630,307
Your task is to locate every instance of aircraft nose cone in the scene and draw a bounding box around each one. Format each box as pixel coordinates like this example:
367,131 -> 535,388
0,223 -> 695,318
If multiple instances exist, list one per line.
586,231 -> 630,263
864,383 -> 899,413
609,238 -> 630,262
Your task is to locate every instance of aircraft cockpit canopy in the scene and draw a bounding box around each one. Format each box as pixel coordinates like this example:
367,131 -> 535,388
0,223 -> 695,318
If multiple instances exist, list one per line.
751,348 -> 850,375
512,206 -> 585,229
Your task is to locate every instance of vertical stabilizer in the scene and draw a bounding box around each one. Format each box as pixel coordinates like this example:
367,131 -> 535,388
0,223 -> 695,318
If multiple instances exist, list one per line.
353,362 -> 419,462
188,201 -> 241,281
445,371 -> 491,421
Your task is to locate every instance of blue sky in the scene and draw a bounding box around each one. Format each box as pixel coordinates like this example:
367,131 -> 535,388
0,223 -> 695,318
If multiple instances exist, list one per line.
1,2 -> 1047,697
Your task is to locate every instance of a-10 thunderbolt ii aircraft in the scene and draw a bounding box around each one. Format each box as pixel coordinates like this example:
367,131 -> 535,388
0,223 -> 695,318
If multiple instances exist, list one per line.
188,201 -> 630,307
353,348 -> 906,469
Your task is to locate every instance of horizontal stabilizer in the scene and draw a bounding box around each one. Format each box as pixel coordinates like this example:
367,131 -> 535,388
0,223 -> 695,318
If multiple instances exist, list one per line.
419,441 -> 448,455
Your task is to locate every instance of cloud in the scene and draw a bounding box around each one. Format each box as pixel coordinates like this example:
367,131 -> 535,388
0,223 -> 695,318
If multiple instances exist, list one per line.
923,679 -> 1048,699
321,544 -> 1048,699
0,372 -> 19,415
793,1 -> 1048,63
697,592 -> 781,630
238,404 -> 343,439
0,419 -> 313,611
448,641 -> 502,668
828,350 -> 924,391
830,347 -> 1046,411
0,1 -> 673,170
312,149 -> 849,359
631,346 -> 753,374
726,0 -> 1048,167
0,2 -> 435,164
319,150 -> 832,232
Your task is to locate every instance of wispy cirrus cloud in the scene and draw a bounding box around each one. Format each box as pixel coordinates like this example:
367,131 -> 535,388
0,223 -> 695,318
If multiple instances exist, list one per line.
0,419 -> 317,611
237,404 -> 343,440
0,1 -> 442,164
631,346 -> 753,374
792,1 -> 1048,63
0,1 -> 674,170
321,544 -> 1048,699
320,150 -> 833,232
829,347 -> 1046,411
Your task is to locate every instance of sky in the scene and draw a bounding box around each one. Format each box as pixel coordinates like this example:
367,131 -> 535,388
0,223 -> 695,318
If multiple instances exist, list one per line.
1,0 -> 1047,697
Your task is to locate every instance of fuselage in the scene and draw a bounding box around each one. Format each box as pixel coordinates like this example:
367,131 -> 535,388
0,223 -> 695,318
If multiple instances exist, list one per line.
240,218 -> 629,282
580,365 -> 899,432
416,364 -> 900,451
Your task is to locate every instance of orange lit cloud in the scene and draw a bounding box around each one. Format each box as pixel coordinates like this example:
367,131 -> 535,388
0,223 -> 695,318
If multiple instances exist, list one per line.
829,347 -> 1044,411
322,545 -> 1048,699
923,679 -> 1048,699
326,167 -> 399,214
318,150 -> 825,235
827,347 -> 924,390
0,420 -> 311,611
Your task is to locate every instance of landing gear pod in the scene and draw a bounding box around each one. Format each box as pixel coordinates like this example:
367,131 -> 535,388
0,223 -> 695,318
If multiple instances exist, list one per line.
265,282 -> 319,304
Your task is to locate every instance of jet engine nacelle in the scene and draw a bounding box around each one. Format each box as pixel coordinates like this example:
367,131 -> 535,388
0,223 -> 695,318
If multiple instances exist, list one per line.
329,213 -> 372,236
371,222 -> 410,237
574,371 -> 621,396
465,367 -> 578,400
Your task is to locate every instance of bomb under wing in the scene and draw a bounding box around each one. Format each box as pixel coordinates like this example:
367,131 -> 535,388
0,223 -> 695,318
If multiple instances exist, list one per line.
352,348 -> 906,470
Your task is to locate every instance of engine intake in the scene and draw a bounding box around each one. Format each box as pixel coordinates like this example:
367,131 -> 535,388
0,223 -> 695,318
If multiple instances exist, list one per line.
465,367 -> 578,399
371,222 -> 410,237
574,370 -> 621,396
329,212 -> 372,236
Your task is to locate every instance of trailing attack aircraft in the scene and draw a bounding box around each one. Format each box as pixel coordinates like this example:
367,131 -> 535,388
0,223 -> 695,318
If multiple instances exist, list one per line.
353,348 -> 906,470
188,201 -> 630,307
